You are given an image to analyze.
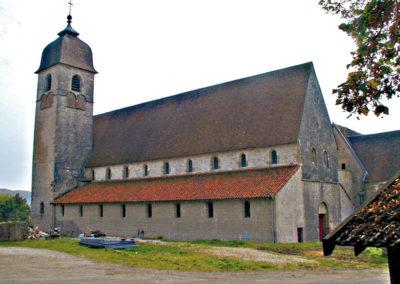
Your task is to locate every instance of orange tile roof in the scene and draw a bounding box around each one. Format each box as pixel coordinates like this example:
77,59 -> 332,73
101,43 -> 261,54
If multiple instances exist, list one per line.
53,165 -> 299,204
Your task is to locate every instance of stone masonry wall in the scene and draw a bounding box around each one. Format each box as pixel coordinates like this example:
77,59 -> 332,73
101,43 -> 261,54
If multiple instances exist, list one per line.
55,199 -> 274,242
86,144 -> 300,182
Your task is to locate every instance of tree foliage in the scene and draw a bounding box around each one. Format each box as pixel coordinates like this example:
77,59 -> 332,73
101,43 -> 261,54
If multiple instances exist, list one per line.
0,194 -> 30,223
320,0 -> 400,116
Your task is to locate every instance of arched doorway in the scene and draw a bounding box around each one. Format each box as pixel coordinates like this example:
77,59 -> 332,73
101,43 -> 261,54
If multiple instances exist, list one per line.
318,203 -> 329,241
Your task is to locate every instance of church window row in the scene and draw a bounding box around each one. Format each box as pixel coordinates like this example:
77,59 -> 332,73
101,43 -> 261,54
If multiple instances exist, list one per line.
64,201 -> 252,219
96,150 -> 280,181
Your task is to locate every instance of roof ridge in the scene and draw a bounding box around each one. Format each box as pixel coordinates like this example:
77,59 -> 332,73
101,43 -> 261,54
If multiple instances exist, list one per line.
350,129 -> 400,139
94,62 -> 313,118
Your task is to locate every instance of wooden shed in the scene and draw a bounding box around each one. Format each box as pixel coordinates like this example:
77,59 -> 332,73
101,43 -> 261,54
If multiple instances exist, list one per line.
323,178 -> 400,284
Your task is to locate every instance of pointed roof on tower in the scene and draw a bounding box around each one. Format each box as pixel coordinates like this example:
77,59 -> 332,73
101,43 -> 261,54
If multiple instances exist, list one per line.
35,15 -> 97,74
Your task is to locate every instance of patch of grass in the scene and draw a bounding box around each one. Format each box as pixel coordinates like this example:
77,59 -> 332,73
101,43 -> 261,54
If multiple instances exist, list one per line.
0,238 -> 387,272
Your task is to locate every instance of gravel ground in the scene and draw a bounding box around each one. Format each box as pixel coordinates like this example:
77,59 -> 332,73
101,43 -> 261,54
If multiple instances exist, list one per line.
202,246 -> 316,264
0,247 -> 389,284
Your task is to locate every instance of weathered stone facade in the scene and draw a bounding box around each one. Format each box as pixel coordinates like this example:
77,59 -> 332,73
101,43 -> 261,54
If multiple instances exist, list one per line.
31,23 -> 96,231
33,18 -> 400,243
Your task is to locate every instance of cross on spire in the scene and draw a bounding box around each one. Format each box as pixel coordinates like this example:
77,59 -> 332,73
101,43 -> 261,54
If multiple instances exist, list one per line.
67,0 -> 73,24
68,0 -> 73,16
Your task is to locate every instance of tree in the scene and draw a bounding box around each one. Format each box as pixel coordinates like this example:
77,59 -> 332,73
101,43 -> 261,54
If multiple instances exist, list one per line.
320,0 -> 400,116
0,194 -> 30,223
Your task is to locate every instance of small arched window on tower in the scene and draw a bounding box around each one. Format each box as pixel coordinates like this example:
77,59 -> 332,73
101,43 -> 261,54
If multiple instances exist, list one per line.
240,153 -> 248,167
71,74 -> 81,92
324,151 -> 329,168
45,74 -> 52,92
271,150 -> 278,165
39,202 -> 45,214
312,148 -> 317,166
187,160 -> 193,173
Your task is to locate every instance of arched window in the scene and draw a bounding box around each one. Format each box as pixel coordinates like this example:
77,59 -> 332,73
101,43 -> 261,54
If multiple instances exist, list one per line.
207,202 -> 214,218
71,74 -> 81,92
212,157 -> 219,170
144,164 -> 149,176
106,168 -> 111,180
244,201 -> 251,218
123,166 -> 129,179
39,202 -> 45,214
176,203 -> 181,218
324,151 -> 329,168
271,150 -> 278,165
240,153 -> 248,167
45,74 -> 52,91
79,205 -> 83,217
312,148 -> 317,166
164,162 -> 170,175
91,170 -> 95,181
187,160 -> 193,173
61,205 -> 65,217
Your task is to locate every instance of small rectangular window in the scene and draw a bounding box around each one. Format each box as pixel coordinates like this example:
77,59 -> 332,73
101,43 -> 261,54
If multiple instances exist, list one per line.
39,202 -> 45,214
147,203 -> 152,218
122,204 -> 126,218
99,204 -> 103,217
61,205 -> 65,217
244,201 -> 251,218
341,163 -> 346,170
207,202 -> 214,218
79,205 -> 83,217
176,203 -> 181,218
144,165 -> 149,176
91,170 -> 95,180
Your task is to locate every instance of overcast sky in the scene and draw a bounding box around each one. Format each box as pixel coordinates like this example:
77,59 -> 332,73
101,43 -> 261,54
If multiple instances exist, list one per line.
1,0 -> 399,191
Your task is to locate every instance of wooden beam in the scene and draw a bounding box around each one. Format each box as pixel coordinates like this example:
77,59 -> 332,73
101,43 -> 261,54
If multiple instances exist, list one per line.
388,247 -> 400,284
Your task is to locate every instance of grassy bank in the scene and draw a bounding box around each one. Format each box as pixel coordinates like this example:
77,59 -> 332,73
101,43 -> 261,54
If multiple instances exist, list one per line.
0,238 -> 387,272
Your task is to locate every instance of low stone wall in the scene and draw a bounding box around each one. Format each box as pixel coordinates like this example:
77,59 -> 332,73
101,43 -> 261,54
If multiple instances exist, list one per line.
0,222 -> 28,241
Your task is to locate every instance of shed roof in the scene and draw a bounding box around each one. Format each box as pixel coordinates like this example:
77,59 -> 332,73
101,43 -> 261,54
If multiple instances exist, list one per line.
348,130 -> 400,182
87,62 -> 313,167
53,165 -> 299,204
323,177 -> 400,256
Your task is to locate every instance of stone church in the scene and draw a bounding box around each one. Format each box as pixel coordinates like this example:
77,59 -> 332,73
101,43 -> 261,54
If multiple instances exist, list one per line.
31,16 -> 400,242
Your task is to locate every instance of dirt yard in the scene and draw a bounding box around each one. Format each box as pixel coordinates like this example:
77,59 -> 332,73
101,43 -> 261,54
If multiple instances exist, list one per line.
0,247 -> 389,284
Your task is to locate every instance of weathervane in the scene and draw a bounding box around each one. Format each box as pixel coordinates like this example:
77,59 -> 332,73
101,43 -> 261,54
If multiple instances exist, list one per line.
67,0 -> 73,24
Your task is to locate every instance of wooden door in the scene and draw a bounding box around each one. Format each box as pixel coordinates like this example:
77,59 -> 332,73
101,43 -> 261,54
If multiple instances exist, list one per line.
319,214 -> 325,241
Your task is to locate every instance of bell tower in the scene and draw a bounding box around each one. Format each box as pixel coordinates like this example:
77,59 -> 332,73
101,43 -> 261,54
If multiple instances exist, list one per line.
31,13 -> 97,230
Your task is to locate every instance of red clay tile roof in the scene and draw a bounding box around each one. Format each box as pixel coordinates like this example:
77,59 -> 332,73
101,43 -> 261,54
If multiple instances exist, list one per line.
87,63 -> 313,167
54,165 -> 299,204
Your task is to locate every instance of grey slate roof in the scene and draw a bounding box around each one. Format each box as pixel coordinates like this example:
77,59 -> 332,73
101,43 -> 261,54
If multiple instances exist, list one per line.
348,131 -> 400,182
87,62 -> 314,167
36,23 -> 97,74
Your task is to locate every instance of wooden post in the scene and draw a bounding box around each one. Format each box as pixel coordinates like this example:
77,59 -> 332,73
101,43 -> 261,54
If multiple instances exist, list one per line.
388,247 -> 400,284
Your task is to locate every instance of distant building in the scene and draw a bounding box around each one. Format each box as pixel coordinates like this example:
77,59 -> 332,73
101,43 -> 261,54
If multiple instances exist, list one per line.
31,15 -> 400,242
